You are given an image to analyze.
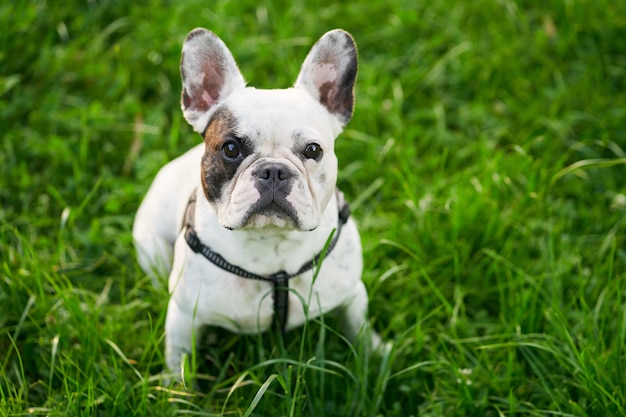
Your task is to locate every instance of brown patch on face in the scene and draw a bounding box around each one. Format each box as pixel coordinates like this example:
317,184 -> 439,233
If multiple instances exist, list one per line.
202,107 -> 236,150
200,107 -> 249,203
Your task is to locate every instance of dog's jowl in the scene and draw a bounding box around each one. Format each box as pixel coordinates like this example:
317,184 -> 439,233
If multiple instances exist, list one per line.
133,28 -> 381,375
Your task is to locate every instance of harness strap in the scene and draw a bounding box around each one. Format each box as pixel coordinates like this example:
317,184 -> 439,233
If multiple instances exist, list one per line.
182,189 -> 350,333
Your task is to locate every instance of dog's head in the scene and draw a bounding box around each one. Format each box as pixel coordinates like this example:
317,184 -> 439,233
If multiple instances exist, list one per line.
180,29 -> 357,231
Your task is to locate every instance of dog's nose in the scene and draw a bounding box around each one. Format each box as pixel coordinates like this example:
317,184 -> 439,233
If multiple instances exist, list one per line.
253,163 -> 292,182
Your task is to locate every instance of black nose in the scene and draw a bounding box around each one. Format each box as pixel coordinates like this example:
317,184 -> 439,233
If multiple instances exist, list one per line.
253,163 -> 292,182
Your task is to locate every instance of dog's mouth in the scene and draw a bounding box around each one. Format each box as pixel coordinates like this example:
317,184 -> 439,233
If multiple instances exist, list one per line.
240,199 -> 300,229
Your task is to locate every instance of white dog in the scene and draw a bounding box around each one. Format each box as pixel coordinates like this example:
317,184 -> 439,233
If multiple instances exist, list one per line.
133,28 -> 380,374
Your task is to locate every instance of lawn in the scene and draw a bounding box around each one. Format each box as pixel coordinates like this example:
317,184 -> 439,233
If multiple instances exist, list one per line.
1,0 -> 625,415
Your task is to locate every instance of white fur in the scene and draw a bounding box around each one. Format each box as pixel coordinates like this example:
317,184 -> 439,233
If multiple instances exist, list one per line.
133,29 -> 380,376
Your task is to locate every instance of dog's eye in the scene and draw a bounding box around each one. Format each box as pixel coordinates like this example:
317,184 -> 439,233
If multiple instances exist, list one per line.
222,141 -> 241,159
303,143 -> 323,161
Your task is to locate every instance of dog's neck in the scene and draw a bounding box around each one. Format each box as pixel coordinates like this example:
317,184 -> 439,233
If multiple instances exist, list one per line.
192,189 -> 339,276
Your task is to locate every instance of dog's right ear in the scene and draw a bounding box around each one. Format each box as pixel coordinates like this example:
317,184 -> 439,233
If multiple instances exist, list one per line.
180,29 -> 246,133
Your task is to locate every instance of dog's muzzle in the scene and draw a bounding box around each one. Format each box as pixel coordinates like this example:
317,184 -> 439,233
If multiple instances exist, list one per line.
250,162 -> 297,220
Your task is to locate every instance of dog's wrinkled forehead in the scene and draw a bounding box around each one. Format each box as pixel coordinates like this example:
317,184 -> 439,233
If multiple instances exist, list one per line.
204,88 -> 343,149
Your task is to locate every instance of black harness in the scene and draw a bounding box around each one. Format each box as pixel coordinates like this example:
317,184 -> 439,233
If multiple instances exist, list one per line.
182,190 -> 350,333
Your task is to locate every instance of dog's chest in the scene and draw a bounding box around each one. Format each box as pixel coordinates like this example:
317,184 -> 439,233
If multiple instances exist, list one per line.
171,250 -> 350,334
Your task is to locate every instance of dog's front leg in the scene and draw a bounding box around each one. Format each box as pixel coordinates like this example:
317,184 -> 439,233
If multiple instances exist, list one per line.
164,298 -> 201,378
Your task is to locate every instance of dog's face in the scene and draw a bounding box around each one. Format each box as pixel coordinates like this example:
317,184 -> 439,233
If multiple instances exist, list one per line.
180,29 -> 357,231
198,89 -> 341,231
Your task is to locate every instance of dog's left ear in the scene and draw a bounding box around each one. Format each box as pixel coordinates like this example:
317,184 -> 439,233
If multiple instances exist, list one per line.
295,29 -> 358,126
180,29 -> 246,133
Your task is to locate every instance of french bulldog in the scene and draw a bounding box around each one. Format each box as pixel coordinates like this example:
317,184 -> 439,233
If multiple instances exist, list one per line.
132,28 -> 380,374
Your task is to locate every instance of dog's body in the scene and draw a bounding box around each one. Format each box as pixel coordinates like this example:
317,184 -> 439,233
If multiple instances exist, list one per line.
133,29 -> 378,373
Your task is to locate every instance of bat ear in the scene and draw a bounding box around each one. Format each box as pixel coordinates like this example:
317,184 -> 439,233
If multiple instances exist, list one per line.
294,29 -> 358,126
180,29 -> 246,133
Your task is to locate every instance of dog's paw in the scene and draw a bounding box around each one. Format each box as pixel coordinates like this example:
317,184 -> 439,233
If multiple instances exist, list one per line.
369,331 -> 392,356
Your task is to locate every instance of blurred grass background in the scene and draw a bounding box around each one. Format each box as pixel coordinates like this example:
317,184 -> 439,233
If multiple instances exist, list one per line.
1,0 -> 625,415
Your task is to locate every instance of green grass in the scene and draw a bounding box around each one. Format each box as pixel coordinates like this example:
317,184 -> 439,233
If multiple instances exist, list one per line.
2,0 -> 625,415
